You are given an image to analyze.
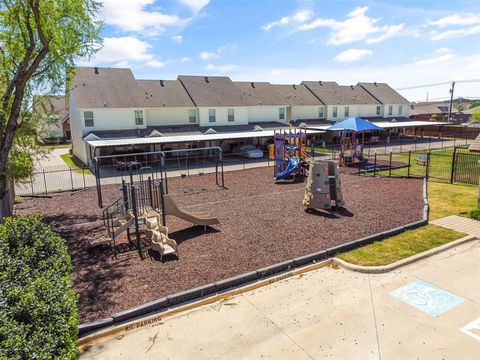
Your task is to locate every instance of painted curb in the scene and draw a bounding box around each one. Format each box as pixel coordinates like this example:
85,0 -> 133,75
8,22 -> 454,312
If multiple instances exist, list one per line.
78,176 -> 429,337
333,235 -> 477,274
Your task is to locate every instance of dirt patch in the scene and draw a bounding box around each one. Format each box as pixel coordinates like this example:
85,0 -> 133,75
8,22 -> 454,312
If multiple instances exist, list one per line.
15,166 -> 423,322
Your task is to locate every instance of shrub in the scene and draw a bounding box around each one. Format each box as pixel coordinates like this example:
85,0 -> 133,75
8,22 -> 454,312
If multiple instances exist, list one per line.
468,208 -> 480,220
0,216 -> 78,359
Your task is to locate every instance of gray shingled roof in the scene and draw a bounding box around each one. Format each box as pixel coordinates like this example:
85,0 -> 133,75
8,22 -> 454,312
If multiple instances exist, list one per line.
71,67 -> 145,108
233,81 -> 287,106
137,79 -> 195,107
178,75 -> 249,107
358,82 -> 410,104
273,84 -> 324,106
303,81 -> 380,105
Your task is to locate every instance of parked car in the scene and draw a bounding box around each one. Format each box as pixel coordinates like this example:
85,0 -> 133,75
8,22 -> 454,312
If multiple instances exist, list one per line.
233,144 -> 264,159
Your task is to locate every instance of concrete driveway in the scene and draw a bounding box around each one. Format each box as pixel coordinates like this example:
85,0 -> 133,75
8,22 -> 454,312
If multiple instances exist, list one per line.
80,240 -> 480,359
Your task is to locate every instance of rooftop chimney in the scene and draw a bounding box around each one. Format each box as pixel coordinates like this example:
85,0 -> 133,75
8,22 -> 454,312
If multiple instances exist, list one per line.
374,82 -> 378,86
319,81 -> 322,86
94,67 -> 99,74
293,84 -> 296,89
160,80 -> 164,87
251,82 -> 255,88
351,85 -> 354,90
204,76 -> 209,83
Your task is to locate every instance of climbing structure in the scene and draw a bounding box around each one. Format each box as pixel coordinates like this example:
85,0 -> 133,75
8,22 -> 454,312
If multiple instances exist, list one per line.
273,128 -> 309,181
303,160 -> 345,210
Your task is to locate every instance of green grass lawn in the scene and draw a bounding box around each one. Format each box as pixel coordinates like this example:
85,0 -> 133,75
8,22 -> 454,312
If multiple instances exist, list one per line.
60,153 -> 93,175
428,182 -> 477,220
337,225 -> 467,266
337,178 -> 477,266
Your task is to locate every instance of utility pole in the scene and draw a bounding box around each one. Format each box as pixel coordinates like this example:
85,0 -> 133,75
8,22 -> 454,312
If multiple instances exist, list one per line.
447,81 -> 455,122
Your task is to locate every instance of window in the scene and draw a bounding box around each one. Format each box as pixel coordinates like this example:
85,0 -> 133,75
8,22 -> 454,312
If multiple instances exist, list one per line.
388,105 -> 393,116
279,107 -> 285,120
376,106 -> 381,116
228,108 -> 235,122
84,111 -> 94,127
189,109 -> 197,123
134,110 -> 144,126
209,109 -> 216,123
398,105 -> 403,115
344,106 -> 349,117
332,106 -> 338,118
318,107 -> 325,118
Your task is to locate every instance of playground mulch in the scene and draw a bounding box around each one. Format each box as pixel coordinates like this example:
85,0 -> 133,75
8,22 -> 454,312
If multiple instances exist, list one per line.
15,166 -> 424,323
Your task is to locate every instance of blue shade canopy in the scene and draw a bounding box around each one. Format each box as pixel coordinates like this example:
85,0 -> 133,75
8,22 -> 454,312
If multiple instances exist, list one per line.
326,117 -> 384,132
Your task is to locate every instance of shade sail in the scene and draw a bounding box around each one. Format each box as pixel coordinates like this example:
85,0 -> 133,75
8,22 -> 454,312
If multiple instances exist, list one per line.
327,117 -> 384,132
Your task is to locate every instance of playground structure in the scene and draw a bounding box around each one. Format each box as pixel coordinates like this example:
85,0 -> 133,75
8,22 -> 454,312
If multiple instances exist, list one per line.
273,128 -> 310,181
93,147 -> 225,208
303,160 -> 345,210
92,169 -> 219,260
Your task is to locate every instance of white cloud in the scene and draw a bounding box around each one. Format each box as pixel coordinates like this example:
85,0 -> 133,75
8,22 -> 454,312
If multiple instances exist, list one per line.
145,60 -> 167,68
199,51 -> 218,60
177,0 -> 210,14
205,64 -> 239,74
198,44 -> 237,60
262,10 -> 313,31
77,36 -> 153,66
100,0 -> 185,35
172,35 -> 183,43
413,48 -> 457,66
180,57 -> 191,62
272,6 -> 411,45
428,14 -> 480,27
430,25 -> 480,40
334,49 -> 372,63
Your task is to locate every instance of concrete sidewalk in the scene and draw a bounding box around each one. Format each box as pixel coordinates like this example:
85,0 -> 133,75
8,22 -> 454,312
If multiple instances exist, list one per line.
80,241 -> 480,360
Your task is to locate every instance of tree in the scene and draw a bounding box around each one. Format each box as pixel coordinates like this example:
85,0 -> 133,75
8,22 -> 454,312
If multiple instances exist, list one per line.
471,107 -> 480,122
0,0 -> 101,212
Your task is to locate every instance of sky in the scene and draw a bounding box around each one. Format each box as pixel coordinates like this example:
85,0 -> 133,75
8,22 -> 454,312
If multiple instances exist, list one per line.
78,0 -> 480,102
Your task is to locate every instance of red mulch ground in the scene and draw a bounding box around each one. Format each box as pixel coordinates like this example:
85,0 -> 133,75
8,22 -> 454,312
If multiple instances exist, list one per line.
15,166 -> 423,322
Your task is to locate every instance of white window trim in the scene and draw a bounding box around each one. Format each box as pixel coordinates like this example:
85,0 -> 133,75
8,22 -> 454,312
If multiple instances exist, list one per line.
134,110 -> 144,126
398,105 -> 403,115
319,107 -> 325,118
279,107 -> 285,120
84,111 -> 94,127
227,108 -> 235,122
332,107 -> 338,118
208,109 -> 216,123
188,109 -> 197,124
344,106 -> 349,117
388,105 -> 393,116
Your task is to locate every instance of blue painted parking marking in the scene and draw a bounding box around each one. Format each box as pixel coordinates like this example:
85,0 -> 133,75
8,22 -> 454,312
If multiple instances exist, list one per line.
390,280 -> 465,317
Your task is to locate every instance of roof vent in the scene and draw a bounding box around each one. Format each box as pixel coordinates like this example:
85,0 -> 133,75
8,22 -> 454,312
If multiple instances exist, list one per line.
103,102 -> 107,108
203,128 -> 217,135
204,76 -> 209,83
391,118 -> 397,122
253,125 -> 263,132
298,122 -> 308,128
160,80 -> 164,87
293,84 -> 296,89
319,81 -> 323,86
251,82 -> 255,88
94,67 -> 99,74
350,85 -> 354,90
374,82 -> 378,86
147,130 -> 163,137
83,133 -> 100,141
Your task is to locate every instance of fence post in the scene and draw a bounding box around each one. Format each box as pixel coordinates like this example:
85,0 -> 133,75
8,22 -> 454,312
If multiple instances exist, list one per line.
42,169 -> 48,195
374,153 -> 377,177
426,153 -> 430,180
69,167 -> 74,191
82,167 -> 86,189
407,151 -> 411,178
30,175 -> 34,196
130,185 -> 144,260
389,152 -> 392,177
450,147 -> 457,184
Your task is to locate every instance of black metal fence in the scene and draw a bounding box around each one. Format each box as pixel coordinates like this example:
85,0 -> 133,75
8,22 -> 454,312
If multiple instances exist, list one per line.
355,146 -> 480,186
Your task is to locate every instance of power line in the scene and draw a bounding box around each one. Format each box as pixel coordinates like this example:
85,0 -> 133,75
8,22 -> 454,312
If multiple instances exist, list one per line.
395,79 -> 480,91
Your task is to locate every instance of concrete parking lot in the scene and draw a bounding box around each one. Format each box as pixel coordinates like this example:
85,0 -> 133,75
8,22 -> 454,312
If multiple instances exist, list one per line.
80,240 -> 480,360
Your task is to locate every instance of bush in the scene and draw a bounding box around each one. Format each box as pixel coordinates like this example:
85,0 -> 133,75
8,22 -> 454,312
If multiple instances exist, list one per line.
468,208 -> 480,220
0,216 -> 78,359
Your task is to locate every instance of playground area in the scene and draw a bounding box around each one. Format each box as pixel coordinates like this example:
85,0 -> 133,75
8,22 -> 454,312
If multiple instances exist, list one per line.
15,166 -> 424,322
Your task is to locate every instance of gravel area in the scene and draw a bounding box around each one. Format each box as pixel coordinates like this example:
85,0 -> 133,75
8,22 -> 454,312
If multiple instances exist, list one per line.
15,166 -> 424,322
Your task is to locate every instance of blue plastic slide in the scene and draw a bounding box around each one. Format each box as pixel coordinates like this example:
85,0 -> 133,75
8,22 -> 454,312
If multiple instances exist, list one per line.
275,156 -> 300,180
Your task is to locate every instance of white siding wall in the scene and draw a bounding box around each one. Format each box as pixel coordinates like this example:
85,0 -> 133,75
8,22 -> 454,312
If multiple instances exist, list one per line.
291,106 -> 323,121
69,93 -> 90,164
198,107 -> 248,126
79,108 -> 147,131
325,104 -> 383,121
247,106 -> 287,123
382,104 -> 409,117
146,107 -> 196,126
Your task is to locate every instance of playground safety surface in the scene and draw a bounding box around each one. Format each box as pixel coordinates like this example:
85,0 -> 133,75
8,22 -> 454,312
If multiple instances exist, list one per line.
15,166 -> 423,322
